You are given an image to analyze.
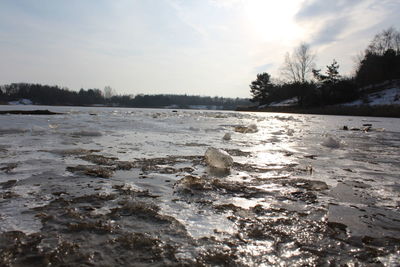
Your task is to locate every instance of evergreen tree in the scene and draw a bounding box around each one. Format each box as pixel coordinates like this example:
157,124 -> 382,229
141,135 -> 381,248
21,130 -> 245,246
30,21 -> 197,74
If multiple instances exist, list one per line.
313,59 -> 341,85
249,72 -> 274,104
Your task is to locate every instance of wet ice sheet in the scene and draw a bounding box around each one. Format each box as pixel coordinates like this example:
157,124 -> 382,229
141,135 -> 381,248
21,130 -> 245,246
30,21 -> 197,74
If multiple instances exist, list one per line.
0,105 -> 400,266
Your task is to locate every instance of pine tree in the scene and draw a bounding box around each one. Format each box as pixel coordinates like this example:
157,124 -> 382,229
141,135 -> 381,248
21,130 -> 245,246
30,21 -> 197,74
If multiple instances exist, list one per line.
313,59 -> 341,85
249,72 -> 274,104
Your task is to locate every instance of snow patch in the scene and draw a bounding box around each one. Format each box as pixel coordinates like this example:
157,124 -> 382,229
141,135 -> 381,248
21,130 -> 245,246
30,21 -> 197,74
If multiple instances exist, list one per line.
342,87 -> 400,106
8,99 -> 33,105
259,97 -> 297,108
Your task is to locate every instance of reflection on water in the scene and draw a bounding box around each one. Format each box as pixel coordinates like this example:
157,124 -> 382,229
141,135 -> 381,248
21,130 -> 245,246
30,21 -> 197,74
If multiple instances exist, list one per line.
0,105 -> 399,266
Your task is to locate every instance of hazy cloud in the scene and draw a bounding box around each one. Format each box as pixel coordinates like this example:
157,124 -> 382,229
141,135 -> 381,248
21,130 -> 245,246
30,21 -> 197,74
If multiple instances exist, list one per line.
0,0 -> 399,97
311,18 -> 350,45
292,0 -> 400,76
296,0 -> 364,20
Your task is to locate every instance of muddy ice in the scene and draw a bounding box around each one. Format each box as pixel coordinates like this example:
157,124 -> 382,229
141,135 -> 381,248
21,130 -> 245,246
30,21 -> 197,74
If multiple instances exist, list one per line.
0,106 -> 400,266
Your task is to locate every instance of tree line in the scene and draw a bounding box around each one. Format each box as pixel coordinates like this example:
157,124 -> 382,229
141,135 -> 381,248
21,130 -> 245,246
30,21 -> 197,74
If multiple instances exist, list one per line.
250,27 -> 400,107
0,83 -> 250,110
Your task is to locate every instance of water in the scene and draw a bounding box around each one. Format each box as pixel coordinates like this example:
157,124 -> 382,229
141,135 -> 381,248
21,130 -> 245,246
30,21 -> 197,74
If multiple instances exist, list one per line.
0,105 -> 399,266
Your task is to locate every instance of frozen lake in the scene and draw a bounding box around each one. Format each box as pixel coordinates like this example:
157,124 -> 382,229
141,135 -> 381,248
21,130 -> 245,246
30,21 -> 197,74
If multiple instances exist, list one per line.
0,105 -> 399,266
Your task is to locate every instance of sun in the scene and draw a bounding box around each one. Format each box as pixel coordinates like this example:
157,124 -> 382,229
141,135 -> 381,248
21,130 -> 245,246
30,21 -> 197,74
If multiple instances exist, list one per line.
243,0 -> 304,43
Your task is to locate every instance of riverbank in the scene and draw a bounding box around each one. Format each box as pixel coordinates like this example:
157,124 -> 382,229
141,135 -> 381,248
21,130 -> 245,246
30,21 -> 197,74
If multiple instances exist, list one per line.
237,105 -> 400,118
0,109 -> 62,115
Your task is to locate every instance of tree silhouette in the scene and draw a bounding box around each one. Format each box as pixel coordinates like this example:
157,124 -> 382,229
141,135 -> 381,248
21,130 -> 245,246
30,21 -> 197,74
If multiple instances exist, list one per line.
313,59 -> 341,85
103,86 -> 115,99
367,27 -> 400,56
281,43 -> 316,83
249,72 -> 274,104
0,83 -> 250,109
356,27 -> 400,86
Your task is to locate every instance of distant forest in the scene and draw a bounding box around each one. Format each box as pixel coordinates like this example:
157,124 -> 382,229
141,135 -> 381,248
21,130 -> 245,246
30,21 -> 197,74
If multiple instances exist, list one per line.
249,27 -> 400,107
0,84 -> 251,110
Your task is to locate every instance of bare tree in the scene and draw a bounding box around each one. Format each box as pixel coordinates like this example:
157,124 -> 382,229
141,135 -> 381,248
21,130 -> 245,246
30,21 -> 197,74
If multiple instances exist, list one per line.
351,50 -> 365,76
281,43 -> 316,83
395,31 -> 400,54
103,86 -> 115,99
367,27 -> 400,55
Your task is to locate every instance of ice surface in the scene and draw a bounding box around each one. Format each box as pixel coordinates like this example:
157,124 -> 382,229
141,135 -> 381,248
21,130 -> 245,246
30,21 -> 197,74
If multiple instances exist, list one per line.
0,105 -> 400,266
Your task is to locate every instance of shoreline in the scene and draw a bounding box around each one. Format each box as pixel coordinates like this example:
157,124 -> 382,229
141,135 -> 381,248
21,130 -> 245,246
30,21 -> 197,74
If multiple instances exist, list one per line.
1,103 -> 400,118
236,105 -> 400,118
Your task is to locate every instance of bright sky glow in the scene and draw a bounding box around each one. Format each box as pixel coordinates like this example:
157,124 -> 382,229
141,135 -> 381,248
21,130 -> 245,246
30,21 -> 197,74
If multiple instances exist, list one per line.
0,0 -> 399,98
244,0 -> 305,43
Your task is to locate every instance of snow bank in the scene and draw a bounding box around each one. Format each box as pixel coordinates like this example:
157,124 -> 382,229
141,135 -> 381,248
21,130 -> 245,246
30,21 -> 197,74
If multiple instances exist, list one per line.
342,87 -> 400,106
258,97 -> 298,109
8,99 -> 33,105
269,97 -> 298,107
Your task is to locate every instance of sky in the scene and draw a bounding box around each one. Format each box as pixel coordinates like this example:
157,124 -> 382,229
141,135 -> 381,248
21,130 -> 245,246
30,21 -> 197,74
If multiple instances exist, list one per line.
0,0 -> 399,98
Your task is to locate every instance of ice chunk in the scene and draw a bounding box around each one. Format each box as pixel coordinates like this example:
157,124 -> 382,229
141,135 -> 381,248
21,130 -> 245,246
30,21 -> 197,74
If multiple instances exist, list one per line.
234,124 -> 258,133
31,125 -> 47,134
321,136 -> 341,149
174,175 -> 209,191
205,148 -> 233,169
274,115 -> 295,121
222,133 -> 231,141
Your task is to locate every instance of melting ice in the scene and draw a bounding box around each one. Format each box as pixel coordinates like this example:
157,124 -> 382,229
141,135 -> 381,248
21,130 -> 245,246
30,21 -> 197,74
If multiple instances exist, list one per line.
0,105 -> 399,266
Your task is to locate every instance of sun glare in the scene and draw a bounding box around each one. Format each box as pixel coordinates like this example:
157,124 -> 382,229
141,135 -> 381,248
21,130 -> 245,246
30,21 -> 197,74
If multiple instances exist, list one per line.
244,0 -> 304,43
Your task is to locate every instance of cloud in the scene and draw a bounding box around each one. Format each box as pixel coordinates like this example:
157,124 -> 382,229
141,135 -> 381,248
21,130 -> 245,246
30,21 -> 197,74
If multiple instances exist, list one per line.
296,0 -> 400,43
0,0 -> 399,98
294,0 -> 400,69
310,17 -> 350,45
163,0 -> 210,41
295,0 -> 366,47
295,0 -> 364,20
